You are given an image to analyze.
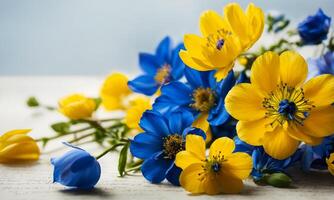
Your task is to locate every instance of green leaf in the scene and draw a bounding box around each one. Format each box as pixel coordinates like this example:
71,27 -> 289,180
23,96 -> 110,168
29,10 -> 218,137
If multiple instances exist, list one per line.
118,142 -> 130,177
51,122 -> 71,134
93,97 -> 102,110
266,172 -> 292,188
27,96 -> 40,107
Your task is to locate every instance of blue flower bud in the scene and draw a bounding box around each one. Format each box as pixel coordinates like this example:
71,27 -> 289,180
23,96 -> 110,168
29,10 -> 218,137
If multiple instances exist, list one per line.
298,9 -> 331,45
51,143 -> 101,189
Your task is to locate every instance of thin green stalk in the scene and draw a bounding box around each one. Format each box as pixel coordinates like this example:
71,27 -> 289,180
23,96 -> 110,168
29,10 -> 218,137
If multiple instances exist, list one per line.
68,132 -> 94,143
95,143 -> 126,160
35,126 -> 93,142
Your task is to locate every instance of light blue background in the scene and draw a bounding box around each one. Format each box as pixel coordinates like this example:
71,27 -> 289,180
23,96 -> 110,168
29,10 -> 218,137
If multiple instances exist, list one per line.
0,0 -> 333,75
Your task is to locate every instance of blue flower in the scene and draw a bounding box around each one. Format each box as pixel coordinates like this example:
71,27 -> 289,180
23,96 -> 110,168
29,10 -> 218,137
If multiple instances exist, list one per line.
128,36 -> 186,96
301,136 -> 334,172
308,51 -> 334,78
234,137 -> 302,181
129,109 -> 205,186
154,67 -> 239,130
51,143 -> 101,189
298,9 -> 331,45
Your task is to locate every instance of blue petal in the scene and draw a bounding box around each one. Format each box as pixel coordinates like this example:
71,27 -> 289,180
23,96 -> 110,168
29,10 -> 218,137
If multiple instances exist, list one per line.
139,53 -> 160,75
182,127 -> 206,140
128,75 -> 159,96
208,99 -> 230,126
165,163 -> 182,186
130,132 -> 163,159
139,110 -> 170,136
234,137 -> 255,155
168,109 -> 194,134
301,145 -> 315,172
170,43 -> 185,80
155,36 -> 171,65
215,70 -> 235,97
184,67 -> 213,89
141,152 -> 173,184
160,81 -> 192,105
153,95 -> 181,114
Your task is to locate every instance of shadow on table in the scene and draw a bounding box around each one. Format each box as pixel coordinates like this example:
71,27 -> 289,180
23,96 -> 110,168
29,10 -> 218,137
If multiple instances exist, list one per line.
59,188 -> 112,197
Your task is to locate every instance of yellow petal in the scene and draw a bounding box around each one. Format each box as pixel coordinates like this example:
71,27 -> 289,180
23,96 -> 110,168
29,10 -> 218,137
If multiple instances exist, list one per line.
286,123 -> 322,146
179,163 -> 206,194
303,74 -> 334,108
326,153 -> 334,176
175,151 -> 204,170
263,126 -> 300,160
192,112 -> 209,133
279,51 -> 308,87
245,3 -> 265,48
236,117 -> 272,146
59,94 -> 96,119
203,175 -> 223,195
209,137 -> 235,159
302,106 -> 334,137
200,10 -> 228,37
0,129 -> 31,141
223,152 -> 253,180
0,142 -> 40,163
124,97 -> 152,130
183,34 -> 207,60
100,73 -> 131,97
225,83 -> 266,121
185,135 -> 206,161
214,64 -> 234,81
179,50 -> 213,71
251,51 -> 280,93
219,175 -> 244,194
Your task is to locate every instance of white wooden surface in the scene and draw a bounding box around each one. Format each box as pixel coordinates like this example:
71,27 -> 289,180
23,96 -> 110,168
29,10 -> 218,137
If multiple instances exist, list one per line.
0,76 -> 334,200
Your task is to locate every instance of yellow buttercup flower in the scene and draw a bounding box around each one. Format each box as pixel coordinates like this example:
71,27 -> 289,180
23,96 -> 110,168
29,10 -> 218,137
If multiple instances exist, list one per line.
327,153 -> 334,176
59,94 -> 96,120
175,135 -> 252,195
179,3 -> 264,81
0,129 -> 40,163
225,51 -> 334,160
100,73 -> 132,110
124,96 -> 152,131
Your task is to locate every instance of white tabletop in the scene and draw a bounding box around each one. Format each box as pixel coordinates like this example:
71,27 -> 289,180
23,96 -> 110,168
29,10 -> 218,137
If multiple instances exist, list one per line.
0,76 -> 333,200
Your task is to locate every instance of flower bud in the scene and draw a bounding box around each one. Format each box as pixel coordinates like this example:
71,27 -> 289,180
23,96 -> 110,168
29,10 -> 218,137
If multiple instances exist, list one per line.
0,129 -> 40,163
58,94 -> 96,120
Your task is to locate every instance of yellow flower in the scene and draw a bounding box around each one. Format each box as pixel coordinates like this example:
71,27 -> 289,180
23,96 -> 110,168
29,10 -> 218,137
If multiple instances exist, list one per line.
100,73 -> 132,110
179,3 -> 264,81
124,96 -> 152,131
327,153 -> 334,176
175,135 -> 252,195
225,51 -> 334,160
0,129 -> 40,163
59,94 -> 96,120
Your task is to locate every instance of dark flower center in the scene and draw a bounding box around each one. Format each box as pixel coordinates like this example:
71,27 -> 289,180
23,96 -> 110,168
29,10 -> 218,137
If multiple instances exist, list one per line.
216,39 -> 225,50
278,99 -> 297,120
163,135 -> 184,159
154,64 -> 171,84
211,162 -> 221,172
191,87 -> 216,112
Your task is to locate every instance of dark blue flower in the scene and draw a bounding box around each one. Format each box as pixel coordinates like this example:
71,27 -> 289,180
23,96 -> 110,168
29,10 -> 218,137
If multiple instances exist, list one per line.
308,51 -> 334,77
301,136 -> 334,172
234,137 -> 302,181
129,109 -> 205,185
128,36 -> 186,96
51,143 -> 101,189
154,67 -> 238,129
298,9 -> 331,45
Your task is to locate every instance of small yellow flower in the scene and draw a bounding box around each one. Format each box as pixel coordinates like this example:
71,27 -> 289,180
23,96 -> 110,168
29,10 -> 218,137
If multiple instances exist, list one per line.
175,135 -> 252,195
327,153 -> 334,176
124,96 -> 152,131
100,73 -> 132,110
180,3 -> 264,81
0,129 -> 40,163
225,51 -> 334,160
59,94 -> 96,120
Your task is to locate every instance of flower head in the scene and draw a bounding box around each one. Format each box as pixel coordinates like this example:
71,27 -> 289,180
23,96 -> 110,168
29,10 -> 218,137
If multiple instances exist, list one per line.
129,109 -> 205,185
179,3 -> 264,81
308,51 -> 334,77
298,9 -> 331,45
225,51 -> 334,159
58,94 -> 96,120
0,129 -> 40,163
326,153 -> 334,176
100,73 -> 132,110
51,143 -> 101,189
124,96 -> 152,131
175,135 -> 252,194
128,36 -> 186,96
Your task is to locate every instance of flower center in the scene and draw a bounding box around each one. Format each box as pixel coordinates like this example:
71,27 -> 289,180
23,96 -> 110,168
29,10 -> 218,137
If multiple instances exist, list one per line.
211,162 -> 221,172
154,64 -> 171,84
191,88 -> 216,112
206,29 -> 231,51
163,134 -> 184,159
262,83 -> 315,127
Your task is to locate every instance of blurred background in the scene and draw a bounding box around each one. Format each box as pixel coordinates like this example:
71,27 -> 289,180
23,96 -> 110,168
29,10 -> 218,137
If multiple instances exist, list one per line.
0,0 -> 333,75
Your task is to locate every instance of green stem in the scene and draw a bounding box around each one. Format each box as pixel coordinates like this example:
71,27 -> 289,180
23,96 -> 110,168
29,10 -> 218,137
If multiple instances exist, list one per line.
95,143 -> 126,160
68,132 -> 94,143
35,126 -> 93,142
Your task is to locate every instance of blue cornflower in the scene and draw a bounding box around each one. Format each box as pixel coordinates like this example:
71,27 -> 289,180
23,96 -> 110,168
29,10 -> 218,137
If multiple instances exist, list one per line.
308,51 -> 334,78
301,136 -> 334,172
51,143 -> 101,189
128,36 -> 185,96
234,137 -> 302,181
298,9 -> 331,45
154,67 -> 239,133
129,109 -> 205,186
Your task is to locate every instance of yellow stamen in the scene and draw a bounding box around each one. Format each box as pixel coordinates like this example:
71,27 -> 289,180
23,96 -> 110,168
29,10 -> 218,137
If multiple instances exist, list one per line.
154,64 -> 171,83
163,134 -> 184,159
191,88 -> 216,112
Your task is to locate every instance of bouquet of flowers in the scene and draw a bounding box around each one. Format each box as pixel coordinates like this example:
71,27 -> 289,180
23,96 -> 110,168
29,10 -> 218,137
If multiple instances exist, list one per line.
1,2 -> 334,195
